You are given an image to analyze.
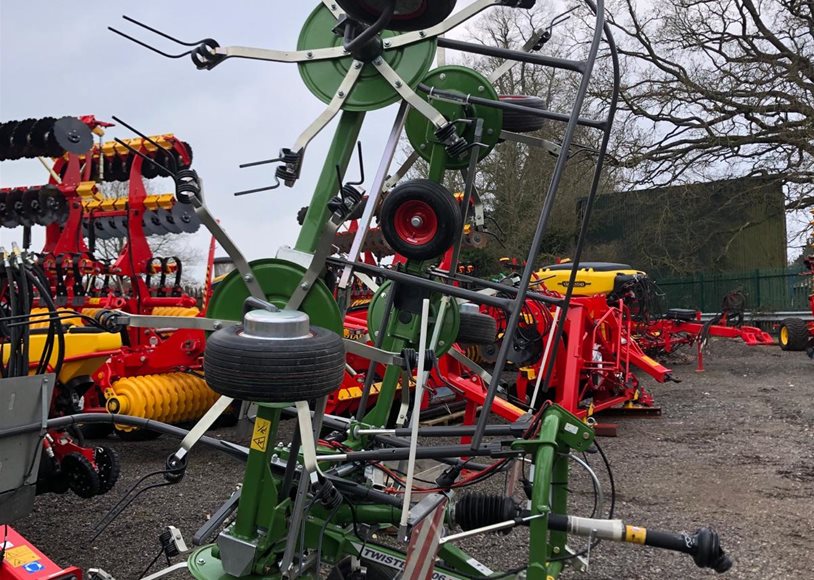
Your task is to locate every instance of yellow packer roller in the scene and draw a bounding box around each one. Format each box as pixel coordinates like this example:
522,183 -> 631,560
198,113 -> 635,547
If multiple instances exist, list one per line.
105,372 -> 219,427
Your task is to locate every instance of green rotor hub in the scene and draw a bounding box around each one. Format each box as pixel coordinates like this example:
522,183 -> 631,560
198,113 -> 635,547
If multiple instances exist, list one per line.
367,280 -> 459,357
298,4 -> 437,112
405,65 -> 503,169
206,258 -> 342,335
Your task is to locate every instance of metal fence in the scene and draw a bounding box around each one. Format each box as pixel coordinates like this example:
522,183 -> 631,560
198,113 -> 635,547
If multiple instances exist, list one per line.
656,266 -> 812,312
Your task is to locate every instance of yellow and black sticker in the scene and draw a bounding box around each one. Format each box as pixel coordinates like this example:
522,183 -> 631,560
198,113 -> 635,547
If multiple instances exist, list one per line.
625,525 -> 647,545
5,545 -> 39,567
250,416 -> 272,453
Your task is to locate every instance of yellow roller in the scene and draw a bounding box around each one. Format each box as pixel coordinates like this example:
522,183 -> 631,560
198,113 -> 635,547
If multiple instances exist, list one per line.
151,306 -> 201,317
105,372 -> 218,427
2,327 -> 122,384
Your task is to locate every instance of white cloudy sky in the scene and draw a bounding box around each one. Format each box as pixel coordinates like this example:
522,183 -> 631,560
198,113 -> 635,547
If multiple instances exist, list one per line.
1,2 -> 484,270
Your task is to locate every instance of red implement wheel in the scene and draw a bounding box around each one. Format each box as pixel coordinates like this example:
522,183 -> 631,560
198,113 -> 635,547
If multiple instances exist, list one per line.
380,179 -> 461,261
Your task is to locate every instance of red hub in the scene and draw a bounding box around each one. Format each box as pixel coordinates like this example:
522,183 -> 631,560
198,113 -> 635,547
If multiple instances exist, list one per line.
393,199 -> 438,246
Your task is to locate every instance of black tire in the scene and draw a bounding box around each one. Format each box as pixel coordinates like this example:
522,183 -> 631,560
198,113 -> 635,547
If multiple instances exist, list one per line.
204,325 -> 346,403
380,179 -> 461,261
779,317 -> 810,351
95,446 -> 121,494
61,453 -> 101,499
500,95 -> 547,133
336,0 -> 457,32
81,423 -> 114,439
457,311 -> 498,345
115,427 -> 163,441
326,556 -> 396,580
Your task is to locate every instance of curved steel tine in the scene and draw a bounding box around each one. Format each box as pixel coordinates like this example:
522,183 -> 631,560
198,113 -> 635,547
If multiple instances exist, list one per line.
112,116 -> 179,174
347,141 -> 365,186
549,7 -> 578,31
234,176 -> 281,197
108,26 -> 197,59
121,15 -> 208,47
113,138 -> 175,178
239,156 -> 285,169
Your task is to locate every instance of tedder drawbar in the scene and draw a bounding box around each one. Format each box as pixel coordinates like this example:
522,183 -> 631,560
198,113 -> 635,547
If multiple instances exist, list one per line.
3,1 -> 732,578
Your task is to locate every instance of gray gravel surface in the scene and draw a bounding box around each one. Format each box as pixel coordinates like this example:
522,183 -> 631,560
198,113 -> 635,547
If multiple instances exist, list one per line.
11,340 -> 814,579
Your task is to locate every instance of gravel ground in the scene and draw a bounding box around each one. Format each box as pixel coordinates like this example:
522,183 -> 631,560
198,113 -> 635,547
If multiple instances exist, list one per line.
11,339 -> 814,579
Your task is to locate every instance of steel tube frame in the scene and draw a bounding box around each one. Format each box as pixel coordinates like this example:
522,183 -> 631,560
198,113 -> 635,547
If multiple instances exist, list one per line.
471,0 -> 618,450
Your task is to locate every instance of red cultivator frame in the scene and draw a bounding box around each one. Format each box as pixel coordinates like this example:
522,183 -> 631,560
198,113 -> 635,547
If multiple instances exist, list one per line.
0,115 -> 219,435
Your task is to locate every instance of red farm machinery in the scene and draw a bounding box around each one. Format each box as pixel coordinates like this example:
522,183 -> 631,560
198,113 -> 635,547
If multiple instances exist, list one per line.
777,255 -> 814,355
0,115 -> 220,450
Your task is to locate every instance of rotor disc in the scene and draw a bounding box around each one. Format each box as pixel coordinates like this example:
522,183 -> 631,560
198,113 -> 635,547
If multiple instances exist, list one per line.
297,4 -> 436,112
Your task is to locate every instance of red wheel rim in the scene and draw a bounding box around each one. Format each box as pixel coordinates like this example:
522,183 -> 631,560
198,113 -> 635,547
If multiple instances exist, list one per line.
393,199 -> 438,246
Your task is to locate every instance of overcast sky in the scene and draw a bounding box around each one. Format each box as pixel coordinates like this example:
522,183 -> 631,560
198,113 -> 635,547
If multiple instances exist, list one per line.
1,2 -> 473,270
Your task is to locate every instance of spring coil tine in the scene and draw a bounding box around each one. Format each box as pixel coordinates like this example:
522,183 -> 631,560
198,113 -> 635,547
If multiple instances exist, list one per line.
175,168 -> 202,203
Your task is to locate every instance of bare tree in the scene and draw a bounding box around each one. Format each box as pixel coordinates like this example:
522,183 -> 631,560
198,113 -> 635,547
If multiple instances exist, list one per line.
419,6 -> 620,273
606,0 -> 814,214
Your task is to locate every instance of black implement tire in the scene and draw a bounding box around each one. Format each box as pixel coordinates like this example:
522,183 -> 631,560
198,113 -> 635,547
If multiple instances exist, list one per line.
380,179 -> 461,261
204,325 -> 346,403
336,0 -> 457,32
457,311 -> 498,345
779,317 -> 810,351
61,453 -> 101,499
500,95 -> 546,133
95,446 -> 121,494
116,427 -> 162,441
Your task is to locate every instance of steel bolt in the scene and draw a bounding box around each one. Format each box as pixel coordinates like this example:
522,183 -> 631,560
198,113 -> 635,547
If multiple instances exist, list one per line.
439,73 -> 447,81
354,62 -> 363,69
410,215 -> 423,228
244,274 -> 254,282
478,85 -> 485,92
213,321 -> 222,330
307,51 -> 314,59
338,91 -> 345,98
553,546 -> 561,554
384,41 -> 391,47
419,31 -> 426,38
301,282 -> 310,290
395,80 -> 403,88
196,558 -> 206,565
583,431 -> 591,439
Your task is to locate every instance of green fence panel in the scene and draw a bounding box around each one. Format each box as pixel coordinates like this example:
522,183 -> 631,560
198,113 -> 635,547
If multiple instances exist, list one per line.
656,266 -> 810,312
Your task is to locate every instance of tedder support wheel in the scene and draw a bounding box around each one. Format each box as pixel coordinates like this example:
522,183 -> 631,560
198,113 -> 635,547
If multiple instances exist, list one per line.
457,311 -> 498,345
203,311 -> 346,403
778,317 -> 810,351
500,95 -> 547,133
380,179 -> 462,261
335,0 -> 457,32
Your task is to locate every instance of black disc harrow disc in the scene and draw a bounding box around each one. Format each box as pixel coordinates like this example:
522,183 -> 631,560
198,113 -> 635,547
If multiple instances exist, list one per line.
53,116 -> 94,155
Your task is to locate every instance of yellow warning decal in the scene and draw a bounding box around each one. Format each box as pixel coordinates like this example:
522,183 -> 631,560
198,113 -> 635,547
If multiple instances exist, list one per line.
5,545 -> 38,567
625,525 -> 647,545
250,416 -> 272,452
